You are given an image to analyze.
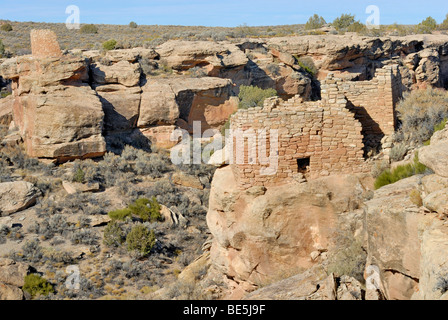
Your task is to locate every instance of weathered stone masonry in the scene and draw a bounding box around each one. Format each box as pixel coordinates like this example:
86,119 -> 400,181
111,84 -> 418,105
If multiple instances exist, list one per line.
230,66 -> 400,189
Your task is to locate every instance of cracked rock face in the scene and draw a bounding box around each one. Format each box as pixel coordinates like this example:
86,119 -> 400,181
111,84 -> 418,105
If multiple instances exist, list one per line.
0,181 -> 40,216
206,166 -> 371,291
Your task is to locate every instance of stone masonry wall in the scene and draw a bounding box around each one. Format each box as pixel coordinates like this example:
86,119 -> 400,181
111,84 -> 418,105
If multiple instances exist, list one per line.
338,65 -> 401,136
230,85 -> 369,189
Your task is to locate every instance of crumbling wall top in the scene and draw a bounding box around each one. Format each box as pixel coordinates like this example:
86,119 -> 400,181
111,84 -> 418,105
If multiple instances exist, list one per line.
30,29 -> 62,59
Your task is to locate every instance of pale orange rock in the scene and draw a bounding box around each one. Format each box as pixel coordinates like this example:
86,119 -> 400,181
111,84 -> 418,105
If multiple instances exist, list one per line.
30,29 -> 62,58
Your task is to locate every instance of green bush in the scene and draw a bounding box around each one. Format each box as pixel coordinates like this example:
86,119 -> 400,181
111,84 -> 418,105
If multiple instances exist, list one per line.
129,21 -> 138,29
108,208 -> 132,221
374,154 -> 428,189
126,224 -> 156,257
0,23 -> 12,32
103,221 -> 124,247
102,39 -> 117,51
332,14 -> 356,30
72,167 -> 85,183
80,24 -> 98,34
424,118 -> 447,145
297,56 -> 317,77
0,39 -> 5,57
238,85 -> 277,109
417,16 -> 437,34
439,14 -> 448,30
128,197 -> 162,222
23,274 -> 54,299
347,21 -> 367,33
305,14 -> 326,30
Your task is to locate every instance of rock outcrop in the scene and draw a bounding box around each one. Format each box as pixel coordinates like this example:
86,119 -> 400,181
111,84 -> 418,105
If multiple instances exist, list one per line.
0,181 -> 40,216
1,30 -> 106,161
206,166 -> 372,296
0,258 -> 30,300
419,128 -> 448,178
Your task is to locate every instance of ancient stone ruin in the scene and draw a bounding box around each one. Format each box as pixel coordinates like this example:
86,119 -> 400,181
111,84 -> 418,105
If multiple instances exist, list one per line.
30,29 -> 63,58
230,65 -> 402,189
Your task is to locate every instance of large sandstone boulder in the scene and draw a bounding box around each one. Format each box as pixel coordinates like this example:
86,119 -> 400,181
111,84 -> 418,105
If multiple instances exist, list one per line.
419,128 -> 448,178
15,85 -> 106,160
0,95 -> 13,126
0,31 -> 107,161
417,221 -> 448,300
138,79 -> 179,126
0,283 -> 23,300
0,258 -> 30,287
157,40 -> 248,72
138,77 -> 237,131
423,188 -> 448,215
365,175 -> 433,300
207,166 -> 372,291
91,60 -> 141,87
94,84 -> 141,131
1,55 -> 89,92
0,181 -> 40,216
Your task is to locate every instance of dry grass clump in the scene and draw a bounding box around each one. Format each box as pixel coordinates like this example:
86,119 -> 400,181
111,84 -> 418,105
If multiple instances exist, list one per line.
395,88 -> 448,146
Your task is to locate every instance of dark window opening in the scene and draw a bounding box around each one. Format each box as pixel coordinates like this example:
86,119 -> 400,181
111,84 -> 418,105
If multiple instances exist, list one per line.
297,157 -> 310,174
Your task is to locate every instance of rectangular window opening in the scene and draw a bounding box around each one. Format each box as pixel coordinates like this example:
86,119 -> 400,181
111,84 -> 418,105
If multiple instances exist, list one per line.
297,157 -> 310,174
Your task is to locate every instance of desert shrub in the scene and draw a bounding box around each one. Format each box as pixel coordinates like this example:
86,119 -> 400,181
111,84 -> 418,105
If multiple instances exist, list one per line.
396,88 -> 448,146
297,56 -> 317,77
126,224 -> 156,257
72,166 -> 85,183
436,275 -> 448,294
108,208 -> 132,221
327,237 -> 366,283
1,23 -> 12,32
332,14 -> 356,31
139,57 -> 158,76
10,239 -> 43,263
102,39 -> 117,51
440,14 -> 448,30
80,24 -> 98,34
0,39 -> 5,57
0,225 -> 9,244
70,229 -> 99,245
389,143 -> 408,162
134,152 -> 171,178
371,160 -> 390,178
347,21 -> 367,33
266,63 -> 280,76
374,154 -> 428,189
23,274 -> 54,299
305,14 -> 326,30
417,16 -> 437,34
28,214 -> 71,240
409,189 -> 423,207
238,85 -> 277,109
424,118 -> 447,145
129,21 -> 138,29
103,221 -> 125,247
129,197 -> 162,222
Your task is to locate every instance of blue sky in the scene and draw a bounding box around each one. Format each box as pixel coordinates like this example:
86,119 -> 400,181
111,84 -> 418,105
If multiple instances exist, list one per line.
1,0 -> 448,27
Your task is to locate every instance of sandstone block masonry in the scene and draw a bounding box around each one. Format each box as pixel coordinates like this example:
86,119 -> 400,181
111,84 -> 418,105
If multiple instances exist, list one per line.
229,66 -> 401,189
30,29 -> 62,59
